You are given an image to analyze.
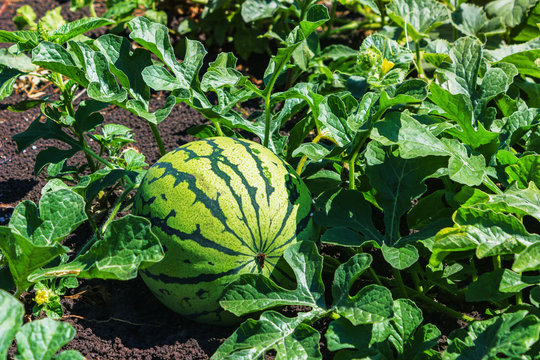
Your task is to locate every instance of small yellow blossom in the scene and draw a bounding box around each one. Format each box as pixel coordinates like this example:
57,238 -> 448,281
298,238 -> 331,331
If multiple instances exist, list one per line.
382,58 -> 395,74
34,289 -> 51,306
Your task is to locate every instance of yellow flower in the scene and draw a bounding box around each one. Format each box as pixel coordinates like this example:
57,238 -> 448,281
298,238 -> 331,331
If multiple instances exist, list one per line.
34,289 -> 51,306
382,58 -> 395,74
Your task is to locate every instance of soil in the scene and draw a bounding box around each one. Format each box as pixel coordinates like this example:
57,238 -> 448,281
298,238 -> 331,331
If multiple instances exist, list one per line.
0,1 -> 479,359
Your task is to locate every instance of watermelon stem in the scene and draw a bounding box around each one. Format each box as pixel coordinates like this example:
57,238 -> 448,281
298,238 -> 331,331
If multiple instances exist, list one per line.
214,121 -> 224,137
101,183 -> 138,235
149,122 -> 166,156
296,133 -> 323,175
256,253 -> 267,268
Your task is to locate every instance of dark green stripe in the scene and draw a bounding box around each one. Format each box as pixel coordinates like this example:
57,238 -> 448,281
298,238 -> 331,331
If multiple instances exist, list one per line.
146,160 -> 257,254
141,262 -> 249,285
263,174 -> 308,253
149,209 -> 250,257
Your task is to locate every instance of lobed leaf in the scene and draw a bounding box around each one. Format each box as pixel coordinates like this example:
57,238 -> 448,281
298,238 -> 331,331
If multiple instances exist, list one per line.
0,290 -> 24,359
29,215 -> 164,281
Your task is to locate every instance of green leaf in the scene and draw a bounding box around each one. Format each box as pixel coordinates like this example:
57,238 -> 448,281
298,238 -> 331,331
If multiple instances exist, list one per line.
15,318 -> 76,360
499,49 -> 540,78
450,3 -> 505,37
314,189 -> 384,246
434,36 -> 510,130
123,149 -> 147,170
39,7 -> 65,32
486,37 -> 540,61
55,350 -> 86,360
13,115 -> 79,153
0,227 -> 67,295
372,111 -> 492,188
387,0 -> 449,41
504,155 -> 540,189
318,95 -> 356,147
94,34 -> 153,103
466,269 -> 536,302
69,40 -> 127,103
443,311 -> 540,359
73,99 -> 107,133
212,311 -> 322,360
0,49 -> 35,72
201,53 -> 246,91
430,208 -> 535,267
298,4 -> 331,40
0,290 -> 24,359
530,286 -> 540,306
9,189 -> 86,244
125,95 -> 176,125
513,241 -> 540,272
13,5 -> 36,30
292,143 -> 330,161
378,79 -> 428,115
460,183 -> 540,221
388,299 -> 423,356
326,318 -> 373,352
332,254 -> 394,325
381,244 -> 419,270
34,146 -> 79,176
499,108 -> 540,150
485,0 -> 537,28
129,18 -> 207,95
241,0 -> 279,22
0,65 -> 22,101
31,42 -> 88,86
29,215 -> 163,281
221,241 -> 326,316
512,1 -> 540,41
49,17 -> 114,44
423,39 -> 451,67
128,17 -> 182,77
365,141 -> 445,244
0,30 -> 39,50
428,83 -> 499,157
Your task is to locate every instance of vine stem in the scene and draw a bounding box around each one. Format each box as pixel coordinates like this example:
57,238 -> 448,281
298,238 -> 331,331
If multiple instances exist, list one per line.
101,184 -> 137,234
214,121 -> 224,137
516,291 -> 523,305
89,0 -> 97,17
263,91 -> 273,148
368,267 -> 383,286
414,40 -> 425,79
149,122 -> 166,156
296,133 -> 323,175
77,184 -> 137,257
406,285 -> 475,322
262,42 -> 298,147
348,132 -> 370,190
81,145 -> 135,188
394,269 -> 408,298
493,255 -> 502,271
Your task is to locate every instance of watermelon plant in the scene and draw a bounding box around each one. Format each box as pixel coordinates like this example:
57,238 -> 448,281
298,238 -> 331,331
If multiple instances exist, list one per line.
0,0 -> 539,358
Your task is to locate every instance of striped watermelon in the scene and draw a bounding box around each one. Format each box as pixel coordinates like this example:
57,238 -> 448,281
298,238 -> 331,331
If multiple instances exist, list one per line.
133,137 -> 314,324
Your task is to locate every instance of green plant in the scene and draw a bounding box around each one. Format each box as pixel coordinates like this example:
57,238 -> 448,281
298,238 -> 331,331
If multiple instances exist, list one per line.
0,289 -> 84,360
32,276 -> 79,319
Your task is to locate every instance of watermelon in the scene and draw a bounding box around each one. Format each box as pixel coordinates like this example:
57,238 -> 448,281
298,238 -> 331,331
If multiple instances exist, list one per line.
133,137 -> 314,324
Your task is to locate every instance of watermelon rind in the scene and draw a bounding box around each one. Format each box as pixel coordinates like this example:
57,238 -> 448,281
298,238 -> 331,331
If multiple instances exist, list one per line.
133,137 -> 314,324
